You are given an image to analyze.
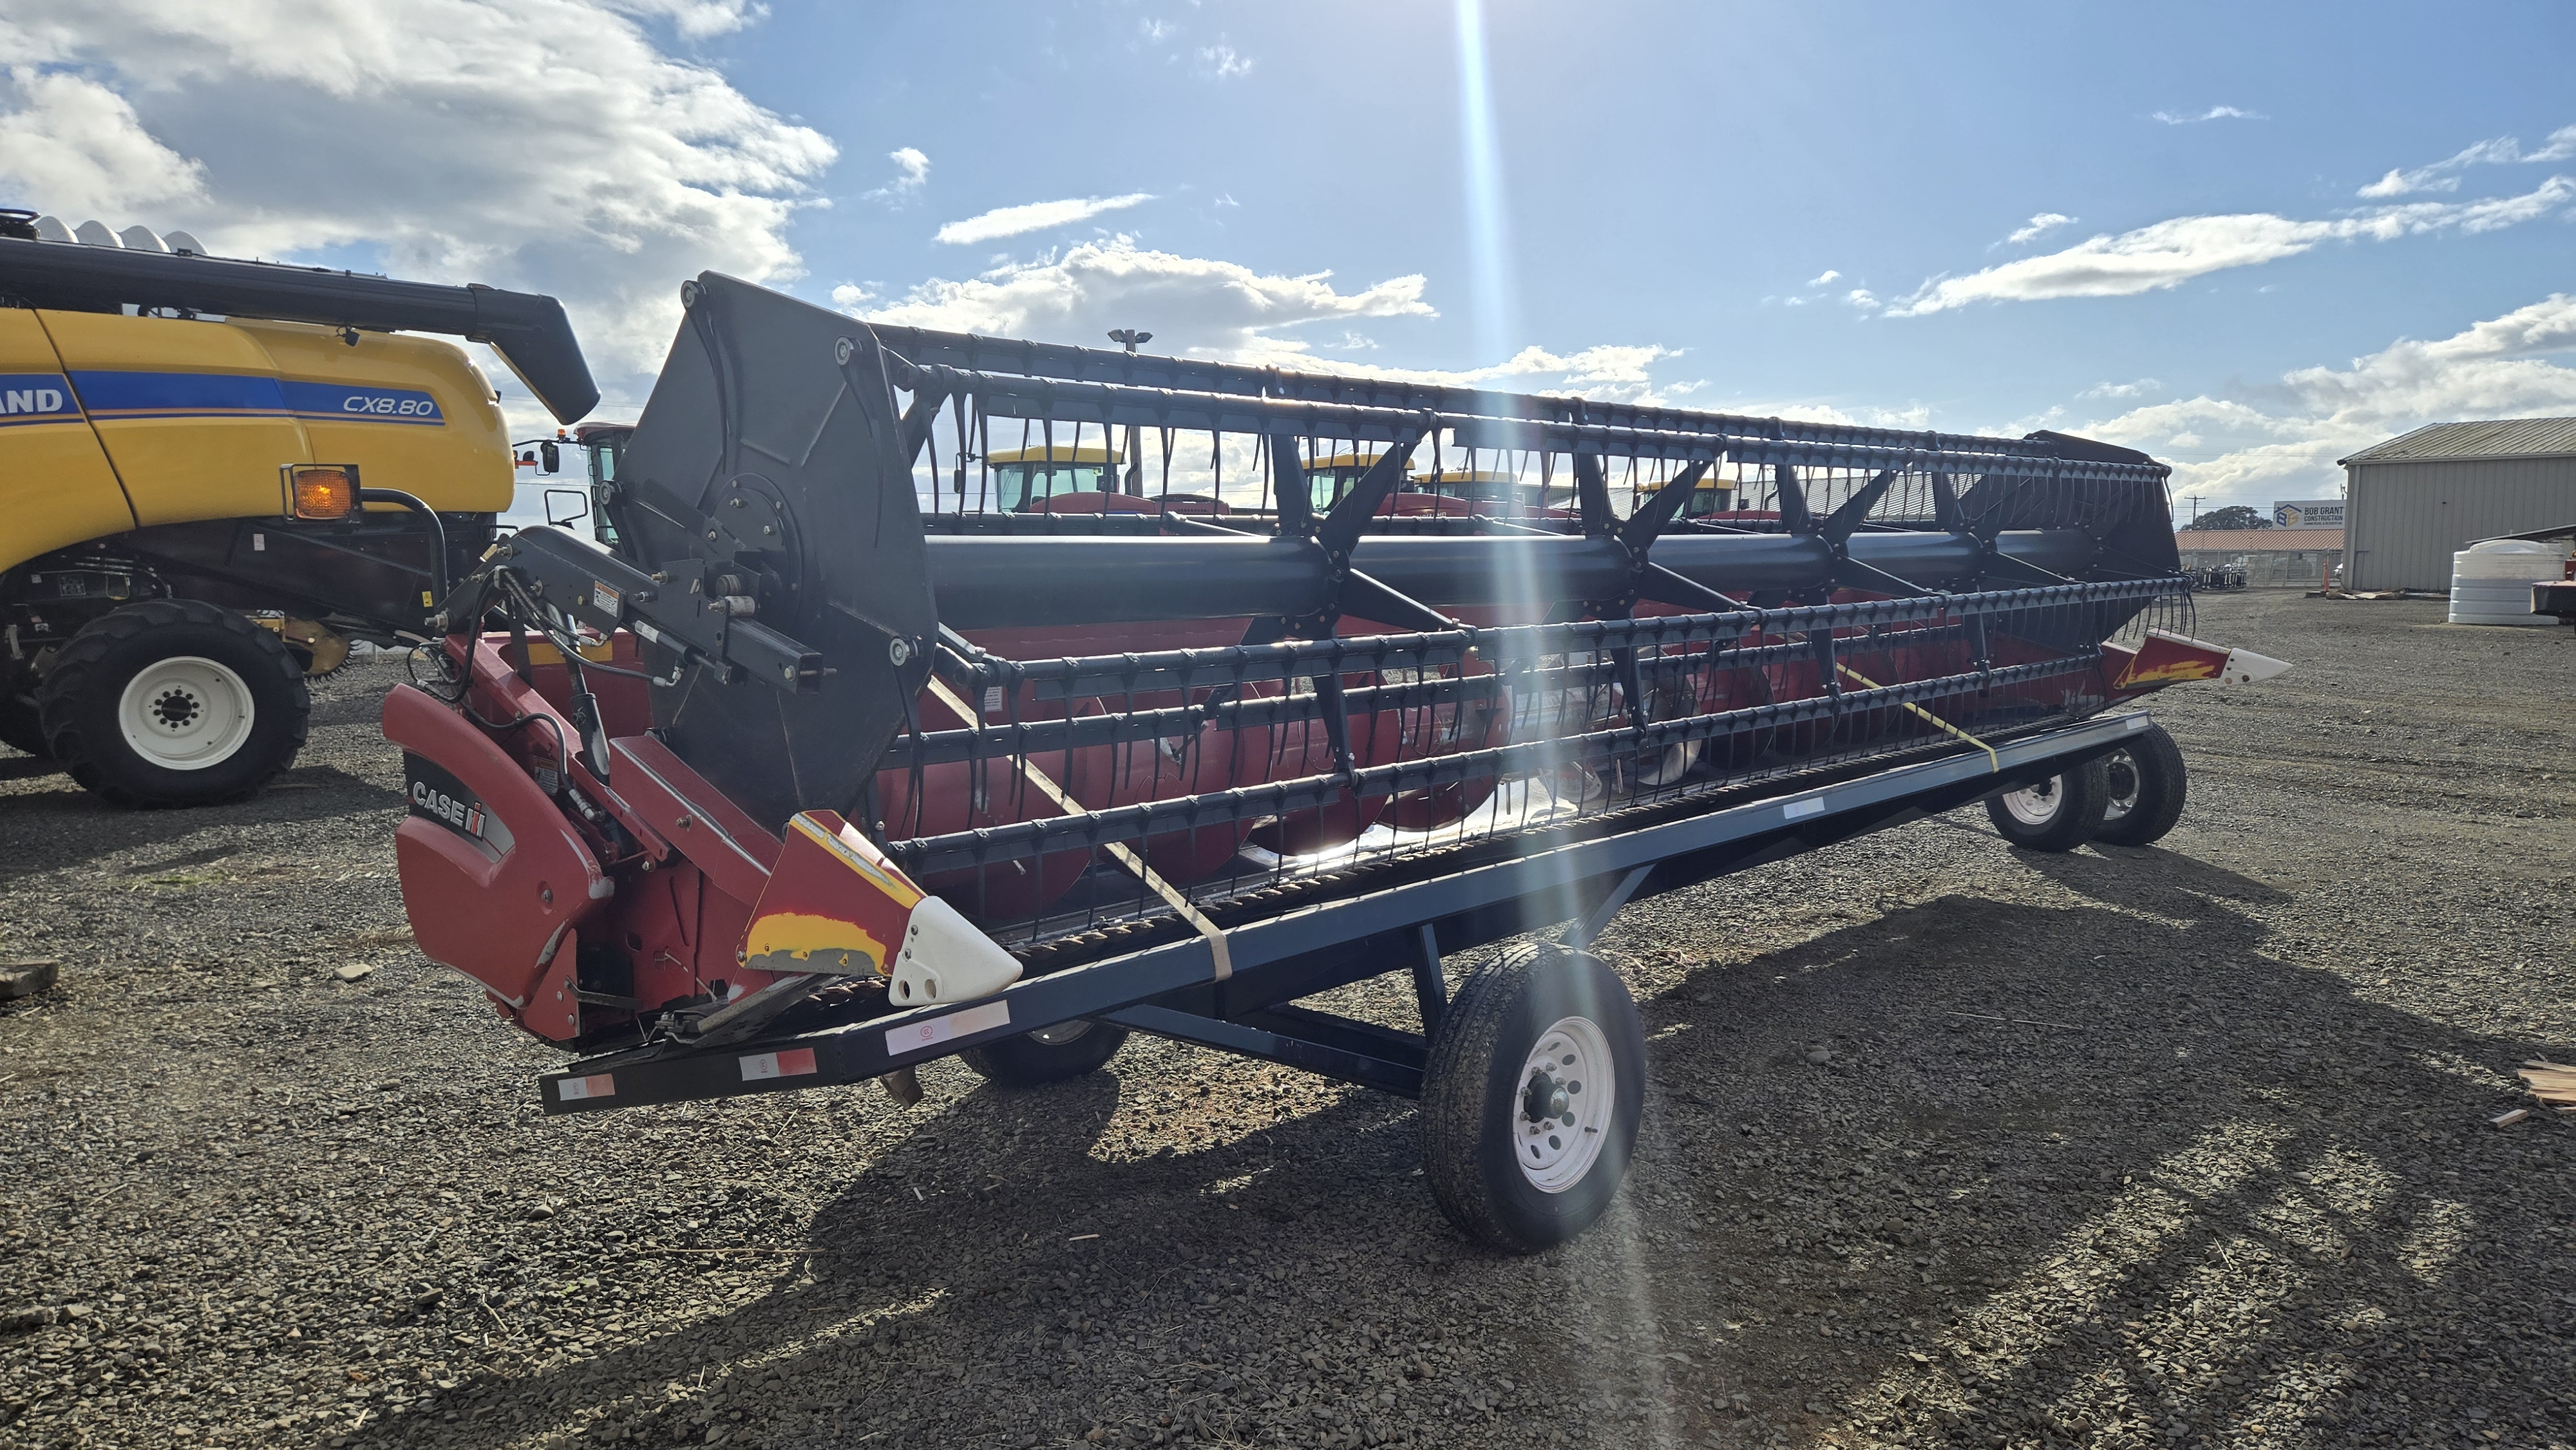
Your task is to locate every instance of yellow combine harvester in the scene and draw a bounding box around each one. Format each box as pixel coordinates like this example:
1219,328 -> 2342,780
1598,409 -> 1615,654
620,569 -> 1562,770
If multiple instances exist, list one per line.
0,207 -> 594,805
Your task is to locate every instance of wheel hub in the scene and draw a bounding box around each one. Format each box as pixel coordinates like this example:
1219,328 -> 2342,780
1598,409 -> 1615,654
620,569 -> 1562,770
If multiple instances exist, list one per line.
149,688 -> 203,730
1513,1015 -> 1615,1193
1998,777 -> 2064,825
116,655 -> 256,771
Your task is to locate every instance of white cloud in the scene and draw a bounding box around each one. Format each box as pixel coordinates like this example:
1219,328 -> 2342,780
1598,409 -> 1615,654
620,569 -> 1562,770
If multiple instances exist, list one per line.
2081,378 -> 2162,399
2358,122 -> 2576,197
0,68 -> 205,220
860,146 -> 929,203
2003,212 -> 2074,245
1197,44 -> 1253,79
2150,105 -> 2266,125
933,193 -> 1153,246
1843,288 -> 1878,309
1807,269 -> 1841,287
863,236 -> 1430,355
1139,17 -> 1172,42
1886,176 -> 2576,316
606,0 -> 766,38
0,0 -> 835,408
2077,293 -> 2576,504
853,237 -> 1710,404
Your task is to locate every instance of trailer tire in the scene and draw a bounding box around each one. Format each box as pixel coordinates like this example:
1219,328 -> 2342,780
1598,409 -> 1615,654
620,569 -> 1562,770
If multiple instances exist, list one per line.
1982,755 -> 2112,852
34,599 -> 309,807
960,1019 -> 1131,1088
2094,724 -> 2187,847
1421,941 -> 1645,1254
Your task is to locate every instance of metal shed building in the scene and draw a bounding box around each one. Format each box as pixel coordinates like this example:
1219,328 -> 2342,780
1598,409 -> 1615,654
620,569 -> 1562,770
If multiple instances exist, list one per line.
2341,417 -> 2576,591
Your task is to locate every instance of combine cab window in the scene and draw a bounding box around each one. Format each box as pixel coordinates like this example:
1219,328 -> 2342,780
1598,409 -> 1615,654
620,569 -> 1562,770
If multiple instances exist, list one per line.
993,464 -> 1113,511
1680,485 -> 1736,518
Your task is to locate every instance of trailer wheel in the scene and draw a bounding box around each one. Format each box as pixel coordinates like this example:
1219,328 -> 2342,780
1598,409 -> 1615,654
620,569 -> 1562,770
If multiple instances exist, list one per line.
960,1019 -> 1132,1088
1982,756 -> 2112,852
1421,941 -> 1645,1254
33,599 -> 310,807
2094,724 -> 2187,847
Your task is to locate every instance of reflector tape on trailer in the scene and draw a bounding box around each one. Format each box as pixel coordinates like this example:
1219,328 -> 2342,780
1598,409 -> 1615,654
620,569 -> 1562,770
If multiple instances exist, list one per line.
2126,715 -> 2151,731
556,1073 -> 615,1102
885,1000 -> 1012,1056
1783,796 -> 1826,820
738,1047 -> 819,1082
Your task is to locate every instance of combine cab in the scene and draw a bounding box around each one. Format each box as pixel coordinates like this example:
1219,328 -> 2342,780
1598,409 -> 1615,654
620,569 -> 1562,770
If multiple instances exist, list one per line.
387,274 -> 2280,1251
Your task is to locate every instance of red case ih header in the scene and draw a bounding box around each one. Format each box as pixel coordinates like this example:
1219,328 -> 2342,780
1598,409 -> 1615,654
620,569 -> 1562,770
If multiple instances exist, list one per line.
385,274 -> 2280,1250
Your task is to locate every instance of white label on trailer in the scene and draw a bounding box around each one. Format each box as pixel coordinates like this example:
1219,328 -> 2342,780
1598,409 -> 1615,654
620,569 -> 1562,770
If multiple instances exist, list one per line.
1783,796 -> 1826,820
556,1072 -> 615,1102
739,1047 -> 819,1082
2125,715 -> 2150,731
885,1000 -> 1012,1057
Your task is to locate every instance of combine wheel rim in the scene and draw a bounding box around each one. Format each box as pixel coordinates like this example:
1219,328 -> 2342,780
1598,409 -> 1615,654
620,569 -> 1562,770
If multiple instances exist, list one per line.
117,655 -> 256,771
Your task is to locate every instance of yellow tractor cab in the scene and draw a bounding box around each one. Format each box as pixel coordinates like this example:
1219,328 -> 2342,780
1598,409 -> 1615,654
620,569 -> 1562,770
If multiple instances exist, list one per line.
1636,471 -> 1740,520
1399,468 -> 1576,520
0,207 -> 595,804
974,446 -> 1227,516
1302,451 -> 1385,512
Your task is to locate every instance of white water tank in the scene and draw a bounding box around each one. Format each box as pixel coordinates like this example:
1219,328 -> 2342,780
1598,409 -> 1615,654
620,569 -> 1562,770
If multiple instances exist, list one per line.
2448,538 -> 2568,626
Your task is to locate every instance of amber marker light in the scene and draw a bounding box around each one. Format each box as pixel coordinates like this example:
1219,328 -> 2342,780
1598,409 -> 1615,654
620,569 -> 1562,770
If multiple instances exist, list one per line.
283,464 -> 358,520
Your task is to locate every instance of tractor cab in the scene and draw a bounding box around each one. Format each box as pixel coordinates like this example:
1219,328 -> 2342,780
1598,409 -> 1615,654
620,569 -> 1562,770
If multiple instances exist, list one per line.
984,446 -> 1122,511
1637,471 -> 1739,520
1403,468 -> 1575,520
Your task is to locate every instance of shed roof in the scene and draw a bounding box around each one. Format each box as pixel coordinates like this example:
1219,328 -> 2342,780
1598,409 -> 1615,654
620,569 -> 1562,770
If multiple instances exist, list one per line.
2174,529 -> 2343,552
2340,417 -> 2576,466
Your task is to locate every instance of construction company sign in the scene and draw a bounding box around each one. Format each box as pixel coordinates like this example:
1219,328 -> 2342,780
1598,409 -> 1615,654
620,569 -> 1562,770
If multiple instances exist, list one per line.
2273,499 -> 2345,529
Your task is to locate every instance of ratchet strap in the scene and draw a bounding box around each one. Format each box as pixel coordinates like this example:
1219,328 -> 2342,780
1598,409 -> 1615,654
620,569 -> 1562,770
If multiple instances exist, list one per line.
922,678 -> 1235,981
1833,663 -> 1999,773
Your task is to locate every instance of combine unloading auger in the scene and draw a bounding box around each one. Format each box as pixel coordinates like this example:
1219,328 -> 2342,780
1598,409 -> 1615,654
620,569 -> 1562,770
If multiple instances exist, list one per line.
389,274 -> 2277,1250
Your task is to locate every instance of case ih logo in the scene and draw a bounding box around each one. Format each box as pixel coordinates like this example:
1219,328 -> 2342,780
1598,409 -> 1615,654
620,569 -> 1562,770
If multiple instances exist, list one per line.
412,777 -> 486,836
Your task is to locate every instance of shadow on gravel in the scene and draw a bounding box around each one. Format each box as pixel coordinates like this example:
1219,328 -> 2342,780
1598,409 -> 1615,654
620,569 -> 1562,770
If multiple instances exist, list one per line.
0,766 -> 405,880
354,846 -> 2570,1450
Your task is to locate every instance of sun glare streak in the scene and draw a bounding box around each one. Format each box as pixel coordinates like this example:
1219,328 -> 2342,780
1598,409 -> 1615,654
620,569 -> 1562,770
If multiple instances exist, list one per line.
1453,0 -> 1517,366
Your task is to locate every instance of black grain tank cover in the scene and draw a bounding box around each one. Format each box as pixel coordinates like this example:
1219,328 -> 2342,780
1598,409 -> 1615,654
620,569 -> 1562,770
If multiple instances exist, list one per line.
613,272 -> 936,829
0,235 -> 599,423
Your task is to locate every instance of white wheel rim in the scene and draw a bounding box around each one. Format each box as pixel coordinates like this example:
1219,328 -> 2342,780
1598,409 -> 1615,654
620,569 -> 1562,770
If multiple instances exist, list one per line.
117,655 -> 256,771
1514,1015 -> 1615,1193
2101,749 -> 2141,823
1028,1021 -> 1092,1046
1998,777 -> 2063,826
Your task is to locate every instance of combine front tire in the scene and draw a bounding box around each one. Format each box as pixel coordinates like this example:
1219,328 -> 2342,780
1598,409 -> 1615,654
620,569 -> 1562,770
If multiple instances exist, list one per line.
34,599 -> 310,807
0,684 -> 48,758
1982,756 -> 2112,852
960,1019 -> 1132,1088
1421,941 -> 1645,1254
2094,724 -> 2188,848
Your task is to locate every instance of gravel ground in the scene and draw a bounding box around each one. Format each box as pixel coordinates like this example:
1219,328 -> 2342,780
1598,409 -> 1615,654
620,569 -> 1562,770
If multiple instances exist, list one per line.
2,593 -> 2571,1450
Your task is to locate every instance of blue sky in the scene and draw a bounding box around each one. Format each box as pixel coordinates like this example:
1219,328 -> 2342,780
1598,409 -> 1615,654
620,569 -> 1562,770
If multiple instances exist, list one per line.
6,0 -> 2575,516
